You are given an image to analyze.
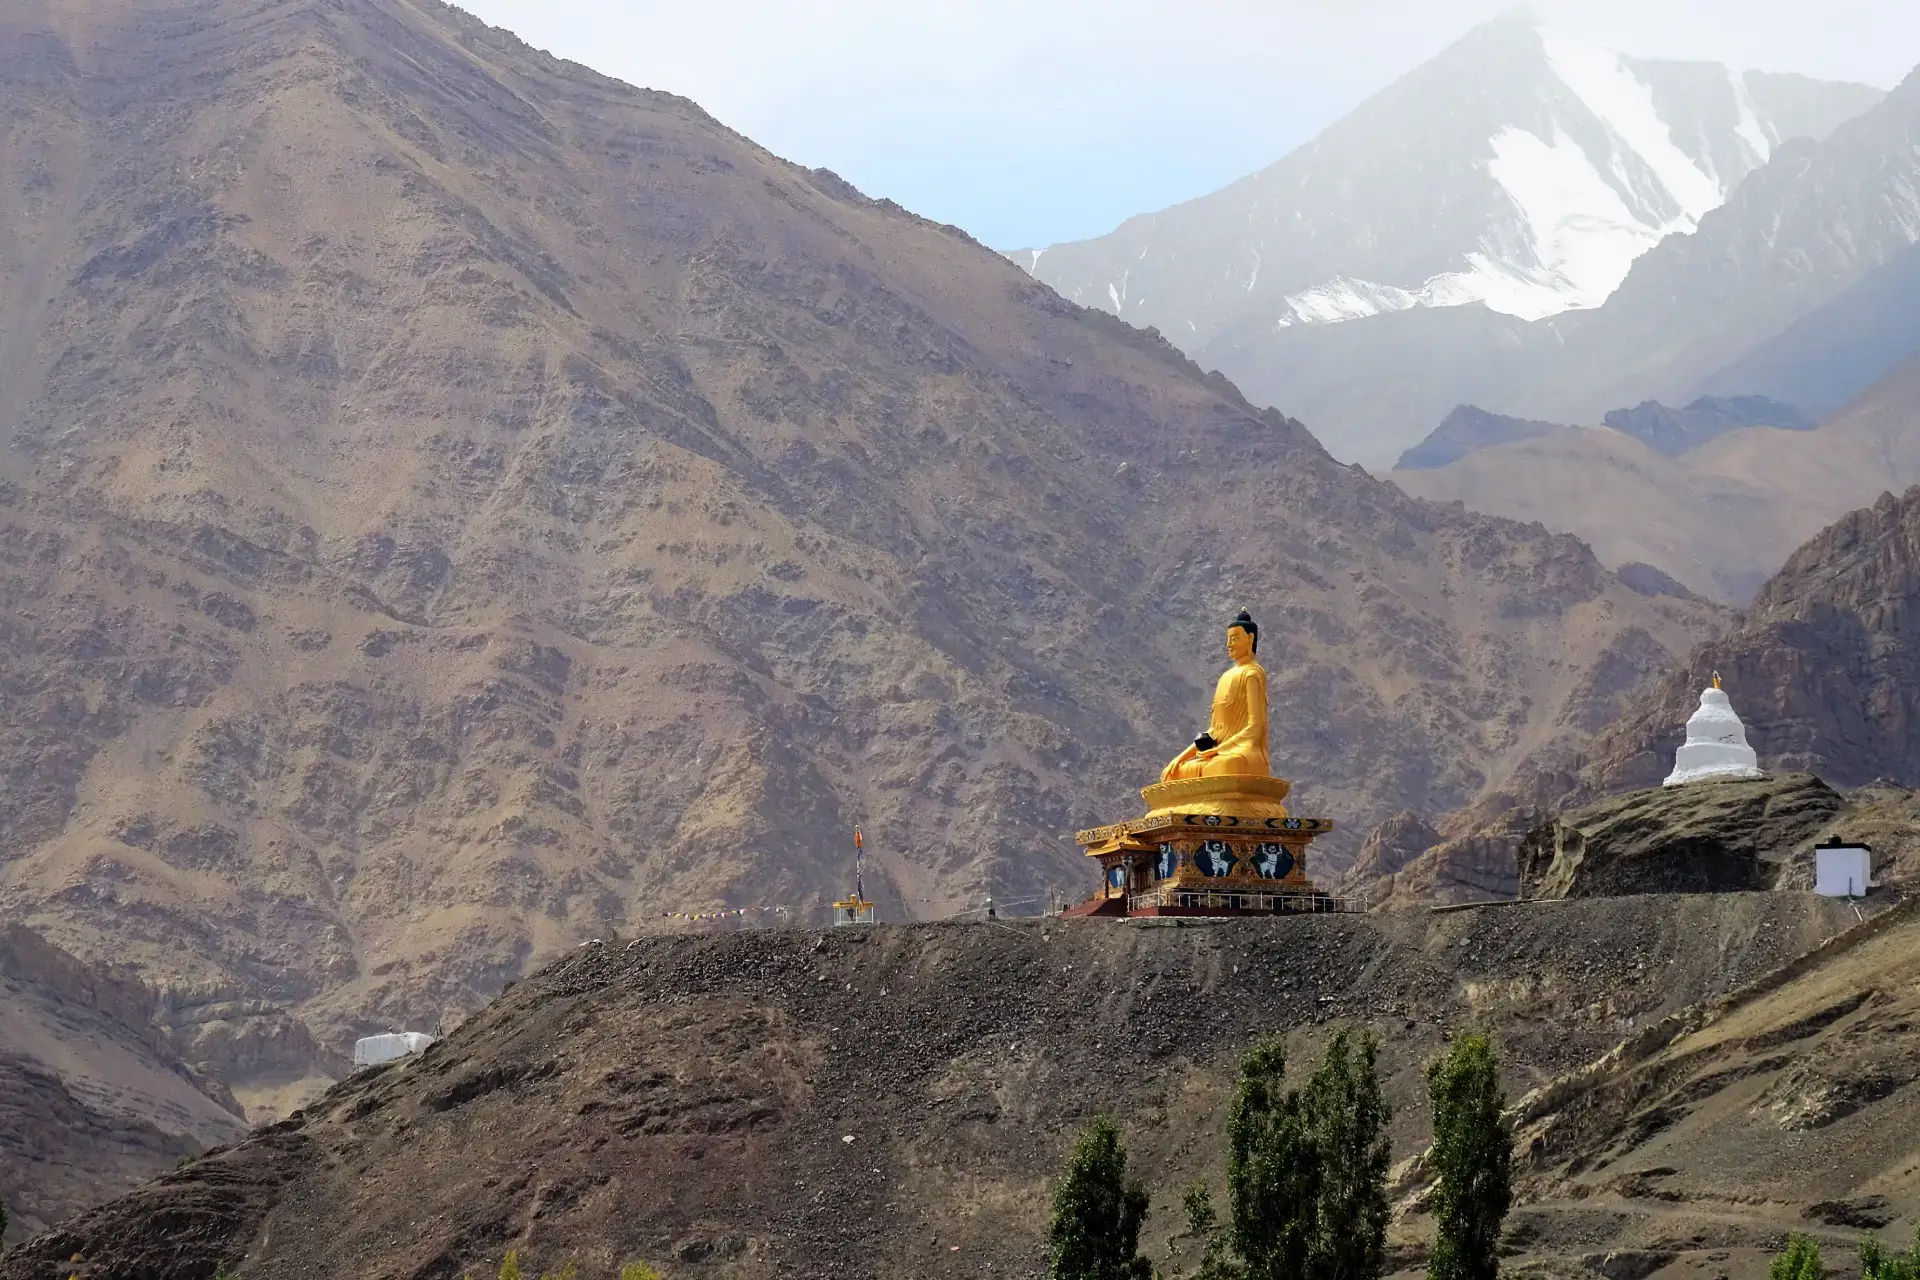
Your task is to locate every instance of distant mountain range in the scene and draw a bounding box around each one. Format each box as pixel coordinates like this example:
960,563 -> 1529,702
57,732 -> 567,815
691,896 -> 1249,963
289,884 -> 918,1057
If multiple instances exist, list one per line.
1011,17 -> 1888,464
1396,394 -> 1812,471
1394,352 -> 1920,603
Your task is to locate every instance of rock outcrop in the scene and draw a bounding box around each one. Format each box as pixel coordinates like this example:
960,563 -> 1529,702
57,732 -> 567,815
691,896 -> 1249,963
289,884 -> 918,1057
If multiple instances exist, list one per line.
1518,774 -> 1845,899
1339,811 -> 1442,901
1343,810 -> 1524,908
1387,832 -> 1525,906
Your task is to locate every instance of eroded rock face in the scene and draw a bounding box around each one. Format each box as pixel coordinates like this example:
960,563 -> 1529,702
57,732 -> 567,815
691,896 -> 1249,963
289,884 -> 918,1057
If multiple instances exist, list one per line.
1343,812 -> 1524,907
1391,833 -> 1524,905
1518,774 -> 1845,899
1340,811 -> 1442,900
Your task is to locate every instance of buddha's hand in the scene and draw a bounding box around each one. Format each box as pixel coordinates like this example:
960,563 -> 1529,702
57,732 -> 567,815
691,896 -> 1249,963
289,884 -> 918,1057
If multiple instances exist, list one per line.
1161,744 -> 1197,781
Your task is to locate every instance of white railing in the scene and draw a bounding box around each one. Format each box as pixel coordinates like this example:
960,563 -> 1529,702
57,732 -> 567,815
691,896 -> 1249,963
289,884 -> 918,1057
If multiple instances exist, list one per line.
1127,886 -> 1368,914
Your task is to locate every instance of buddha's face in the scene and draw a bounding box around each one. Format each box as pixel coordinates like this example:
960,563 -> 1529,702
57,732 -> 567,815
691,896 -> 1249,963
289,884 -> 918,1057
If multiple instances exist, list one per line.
1226,624 -> 1254,662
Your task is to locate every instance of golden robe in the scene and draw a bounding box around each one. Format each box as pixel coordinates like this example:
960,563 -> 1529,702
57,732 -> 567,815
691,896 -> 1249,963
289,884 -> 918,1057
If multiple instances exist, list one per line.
1167,659 -> 1270,779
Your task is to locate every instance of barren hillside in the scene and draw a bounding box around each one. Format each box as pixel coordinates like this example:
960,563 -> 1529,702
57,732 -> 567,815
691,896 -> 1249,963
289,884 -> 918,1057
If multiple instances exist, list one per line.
1506,898 -> 1920,1279
0,895 -> 1872,1279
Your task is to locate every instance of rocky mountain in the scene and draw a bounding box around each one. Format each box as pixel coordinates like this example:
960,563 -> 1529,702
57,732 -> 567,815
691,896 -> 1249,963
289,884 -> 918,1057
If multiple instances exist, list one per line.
0,925 -> 247,1242
1551,484 -> 1920,801
1393,425 -> 1815,603
1602,394 -> 1813,456
1394,353 -> 1920,603
1518,64 -> 1920,425
0,0 -> 1725,1095
1013,16 -> 1881,464
1263,62 -> 1920,465
0,894 -> 1871,1280
1397,393 -> 1811,475
1394,405 -> 1563,470
1332,60 -> 1920,466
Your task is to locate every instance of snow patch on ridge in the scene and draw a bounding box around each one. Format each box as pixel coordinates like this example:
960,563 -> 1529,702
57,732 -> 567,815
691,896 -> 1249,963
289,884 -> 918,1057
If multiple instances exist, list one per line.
1730,69 -> 1773,164
1474,124 -> 1669,315
1540,29 -> 1723,225
1279,127 -> 1669,326
1278,277 -> 1420,325
1279,30 -> 1747,329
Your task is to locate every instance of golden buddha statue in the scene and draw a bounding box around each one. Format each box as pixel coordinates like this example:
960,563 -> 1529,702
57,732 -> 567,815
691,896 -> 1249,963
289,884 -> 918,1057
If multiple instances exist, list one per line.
1070,604 -> 1336,914
1162,610 -> 1270,781
1136,608 -> 1289,820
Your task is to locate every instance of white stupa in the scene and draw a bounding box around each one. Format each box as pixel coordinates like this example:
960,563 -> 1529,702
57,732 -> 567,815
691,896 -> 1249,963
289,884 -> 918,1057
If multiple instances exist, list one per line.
1663,674 -> 1765,786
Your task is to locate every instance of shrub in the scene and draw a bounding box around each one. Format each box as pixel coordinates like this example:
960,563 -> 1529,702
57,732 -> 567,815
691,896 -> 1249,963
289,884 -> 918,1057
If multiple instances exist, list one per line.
1771,1235 -> 1824,1280
492,1252 -> 581,1280
1860,1227 -> 1920,1280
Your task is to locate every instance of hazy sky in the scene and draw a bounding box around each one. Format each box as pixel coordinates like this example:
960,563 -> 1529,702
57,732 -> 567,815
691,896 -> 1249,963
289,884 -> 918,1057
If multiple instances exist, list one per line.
456,1 -> 1915,250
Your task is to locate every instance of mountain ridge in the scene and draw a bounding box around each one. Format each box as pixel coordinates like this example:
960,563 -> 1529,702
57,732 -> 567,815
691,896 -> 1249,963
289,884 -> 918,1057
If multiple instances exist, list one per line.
0,0 -> 1722,1094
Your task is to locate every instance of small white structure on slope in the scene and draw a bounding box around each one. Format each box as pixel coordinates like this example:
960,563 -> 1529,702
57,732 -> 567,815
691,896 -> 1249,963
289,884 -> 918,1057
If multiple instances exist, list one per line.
1663,673 -> 1764,786
1814,838 -> 1874,898
353,1031 -> 435,1068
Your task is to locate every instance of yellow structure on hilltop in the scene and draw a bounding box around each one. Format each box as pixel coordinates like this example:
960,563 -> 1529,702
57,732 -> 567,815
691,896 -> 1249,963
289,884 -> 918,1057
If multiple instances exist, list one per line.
1067,610 -> 1347,918
832,826 -> 876,926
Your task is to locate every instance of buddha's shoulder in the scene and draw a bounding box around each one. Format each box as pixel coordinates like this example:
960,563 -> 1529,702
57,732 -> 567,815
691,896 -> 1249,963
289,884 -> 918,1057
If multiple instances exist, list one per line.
1224,661 -> 1267,686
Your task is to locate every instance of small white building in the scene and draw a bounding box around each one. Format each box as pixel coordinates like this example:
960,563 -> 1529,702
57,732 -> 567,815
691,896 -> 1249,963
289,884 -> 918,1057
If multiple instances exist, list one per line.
353,1031 -> 435,1068
1813,839 -> 1874,898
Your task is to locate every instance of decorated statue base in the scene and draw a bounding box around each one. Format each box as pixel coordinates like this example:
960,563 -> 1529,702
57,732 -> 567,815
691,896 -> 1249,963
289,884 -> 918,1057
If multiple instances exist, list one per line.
1067,776 -> 1346,917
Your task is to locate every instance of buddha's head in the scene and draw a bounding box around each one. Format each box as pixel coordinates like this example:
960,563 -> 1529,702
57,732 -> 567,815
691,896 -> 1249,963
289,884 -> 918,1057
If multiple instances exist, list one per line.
1226,609 -> 1258,661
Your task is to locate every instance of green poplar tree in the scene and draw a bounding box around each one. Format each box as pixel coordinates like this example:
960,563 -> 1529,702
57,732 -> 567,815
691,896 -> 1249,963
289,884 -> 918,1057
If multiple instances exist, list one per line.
1225,1035 -> 1320,1280
1304,1029 -> 1393,1280
1183,1031 -> 1393,1280
1426,1034 -> 1512,1280
1048,1116 -> 1153,1280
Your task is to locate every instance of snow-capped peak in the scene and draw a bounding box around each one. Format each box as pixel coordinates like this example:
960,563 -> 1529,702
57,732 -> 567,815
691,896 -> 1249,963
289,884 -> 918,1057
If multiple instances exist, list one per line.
1279,28 -> 1745,327
1016,18 -> 1878,358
